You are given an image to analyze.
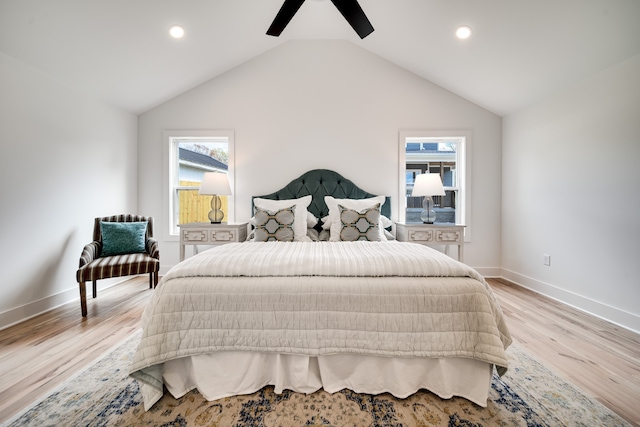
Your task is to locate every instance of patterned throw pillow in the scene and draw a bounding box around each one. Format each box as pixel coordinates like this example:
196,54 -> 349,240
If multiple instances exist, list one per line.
338,203 -> 381,241
254,206 -> 296,242
253,195 -> 311,241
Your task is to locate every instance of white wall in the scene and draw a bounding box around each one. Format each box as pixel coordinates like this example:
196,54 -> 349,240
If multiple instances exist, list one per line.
502,54 -> 640,332
0,52 -> 138,328
138,40 -> 502,272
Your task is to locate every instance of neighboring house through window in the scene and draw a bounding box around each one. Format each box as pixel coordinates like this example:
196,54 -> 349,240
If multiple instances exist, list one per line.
398,131 -> 469,236
165,130 -> 235,237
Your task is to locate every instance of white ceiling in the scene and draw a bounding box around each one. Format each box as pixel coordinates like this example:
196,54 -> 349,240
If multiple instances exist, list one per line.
2,0 -> 639,116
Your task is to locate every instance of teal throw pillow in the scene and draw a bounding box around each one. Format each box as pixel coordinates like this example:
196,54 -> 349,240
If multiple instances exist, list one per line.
100,221 -> 147,256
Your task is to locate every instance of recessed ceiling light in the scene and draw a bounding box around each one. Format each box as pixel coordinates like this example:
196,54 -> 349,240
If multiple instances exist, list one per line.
169,25 -> 185,39
456,25 -> 472,39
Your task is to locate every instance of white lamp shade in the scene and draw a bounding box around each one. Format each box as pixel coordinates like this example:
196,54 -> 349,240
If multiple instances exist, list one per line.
198,172 -> 232,196
411,173 -> 446,197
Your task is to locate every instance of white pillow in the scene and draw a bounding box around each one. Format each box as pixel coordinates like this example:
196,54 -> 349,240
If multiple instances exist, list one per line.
254,195 -> 312,242
324,195 -> 387,241
380,214 -> 393,229
307,211 -> 319,228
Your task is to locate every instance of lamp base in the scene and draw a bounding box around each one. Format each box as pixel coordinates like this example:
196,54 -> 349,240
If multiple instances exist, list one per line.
208,195 -> 225,224
420,211 -> 437,224
420,196 -> 437,224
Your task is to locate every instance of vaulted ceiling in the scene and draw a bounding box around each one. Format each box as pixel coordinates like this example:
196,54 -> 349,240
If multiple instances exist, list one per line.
1,0 -> 639,116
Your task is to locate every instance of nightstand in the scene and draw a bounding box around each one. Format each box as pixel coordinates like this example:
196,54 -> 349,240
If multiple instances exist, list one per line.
395,222 -> 466,262
178,222 -> 248,261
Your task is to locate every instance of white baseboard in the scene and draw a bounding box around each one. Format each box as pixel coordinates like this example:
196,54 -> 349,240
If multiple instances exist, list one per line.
501,268 -> 640,335
474,267 -> 503,278
0,277 -> 128,331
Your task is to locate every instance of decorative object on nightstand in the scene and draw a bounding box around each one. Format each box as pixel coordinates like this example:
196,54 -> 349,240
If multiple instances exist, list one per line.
178,222 -> 248,261
411,173 -> 446,224
396,222 -> 466,262
198,172 -> 232,223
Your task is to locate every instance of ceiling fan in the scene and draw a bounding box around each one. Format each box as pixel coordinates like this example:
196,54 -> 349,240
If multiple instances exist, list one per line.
267,0 -> 374,39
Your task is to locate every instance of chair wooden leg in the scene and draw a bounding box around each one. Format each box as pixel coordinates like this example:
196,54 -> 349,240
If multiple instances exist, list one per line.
79,281 -> 87,317
152,271 -> 158,288
149,272 -> 153,289
92,280 -> 97,298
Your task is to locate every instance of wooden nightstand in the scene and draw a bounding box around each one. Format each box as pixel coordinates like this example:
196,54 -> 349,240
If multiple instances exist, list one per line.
178,222 -> 248,261
395,222 -> 466,262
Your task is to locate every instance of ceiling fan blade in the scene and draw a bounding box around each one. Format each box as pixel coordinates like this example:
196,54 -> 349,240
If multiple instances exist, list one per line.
267,0 -> 306,36
330,0 -> 374,39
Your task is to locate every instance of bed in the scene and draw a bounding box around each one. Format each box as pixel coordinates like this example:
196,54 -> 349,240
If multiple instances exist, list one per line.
130,169 -> 512,411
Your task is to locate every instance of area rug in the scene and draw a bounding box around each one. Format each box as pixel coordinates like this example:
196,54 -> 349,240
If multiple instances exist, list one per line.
6,330 -> 630,427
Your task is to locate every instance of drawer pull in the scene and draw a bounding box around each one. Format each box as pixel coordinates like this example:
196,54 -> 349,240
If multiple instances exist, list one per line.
410,230 -> 433,242
184,231 -> 207,242
212,230 -> 234,241
436,231 -> 460,242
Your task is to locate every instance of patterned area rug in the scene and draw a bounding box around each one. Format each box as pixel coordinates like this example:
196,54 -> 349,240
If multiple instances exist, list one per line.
7,330 -> 629,427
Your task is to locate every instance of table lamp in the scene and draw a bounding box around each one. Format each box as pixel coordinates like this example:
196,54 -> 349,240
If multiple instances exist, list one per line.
411,173 -> 446,224
198,172 -> 232,223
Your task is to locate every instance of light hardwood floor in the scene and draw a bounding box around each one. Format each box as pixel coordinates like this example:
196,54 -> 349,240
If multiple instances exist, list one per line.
0,277 -> 638,425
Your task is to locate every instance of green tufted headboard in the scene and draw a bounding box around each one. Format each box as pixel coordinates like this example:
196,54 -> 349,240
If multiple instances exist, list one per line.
253,169 -> 391,221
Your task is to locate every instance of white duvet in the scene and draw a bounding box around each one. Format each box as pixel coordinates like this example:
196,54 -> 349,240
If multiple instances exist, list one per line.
130,241 -> 512,408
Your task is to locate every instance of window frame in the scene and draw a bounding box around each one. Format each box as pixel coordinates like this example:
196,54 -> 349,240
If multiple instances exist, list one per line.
398,130 -> 471,241
163,130 -> 235,240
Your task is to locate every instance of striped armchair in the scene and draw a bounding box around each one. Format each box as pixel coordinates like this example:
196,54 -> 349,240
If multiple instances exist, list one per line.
76,214 -> 160,317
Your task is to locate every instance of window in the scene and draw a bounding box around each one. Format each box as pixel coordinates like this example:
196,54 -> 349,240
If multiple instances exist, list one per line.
398,131 -> 468,231
165,130 -> 235,237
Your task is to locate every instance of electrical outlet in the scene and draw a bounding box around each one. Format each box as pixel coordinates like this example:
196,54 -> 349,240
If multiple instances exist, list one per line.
543,254 -> 551,266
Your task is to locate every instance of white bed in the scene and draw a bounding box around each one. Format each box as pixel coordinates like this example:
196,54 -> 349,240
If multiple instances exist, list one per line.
130,169 -> 511,411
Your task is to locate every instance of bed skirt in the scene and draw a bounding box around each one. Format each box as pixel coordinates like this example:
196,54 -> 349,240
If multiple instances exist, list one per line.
161,352 -> 493,408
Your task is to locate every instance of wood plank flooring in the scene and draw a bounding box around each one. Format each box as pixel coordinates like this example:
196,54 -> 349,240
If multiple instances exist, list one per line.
0,277 -> 638,425
0,278 -> 150,424
489,278 -> 640,426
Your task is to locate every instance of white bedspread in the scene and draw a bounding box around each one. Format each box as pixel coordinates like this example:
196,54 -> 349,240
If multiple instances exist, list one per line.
161,240 -> 489,280
130,241 -> 511,409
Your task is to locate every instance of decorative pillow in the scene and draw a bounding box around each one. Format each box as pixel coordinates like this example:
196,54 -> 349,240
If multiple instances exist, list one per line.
324,195 -> 387,241
307,211 -> 319,228
338,204 -> 381,241
254,195 -> 312,242
380,215 -> 393,229
321,215 -> 330,230
253,206 -> 295,242
307,228 -> 320,241
318,229 -> 331,241
100,221 -> 147,257
324,214 -> 392,229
